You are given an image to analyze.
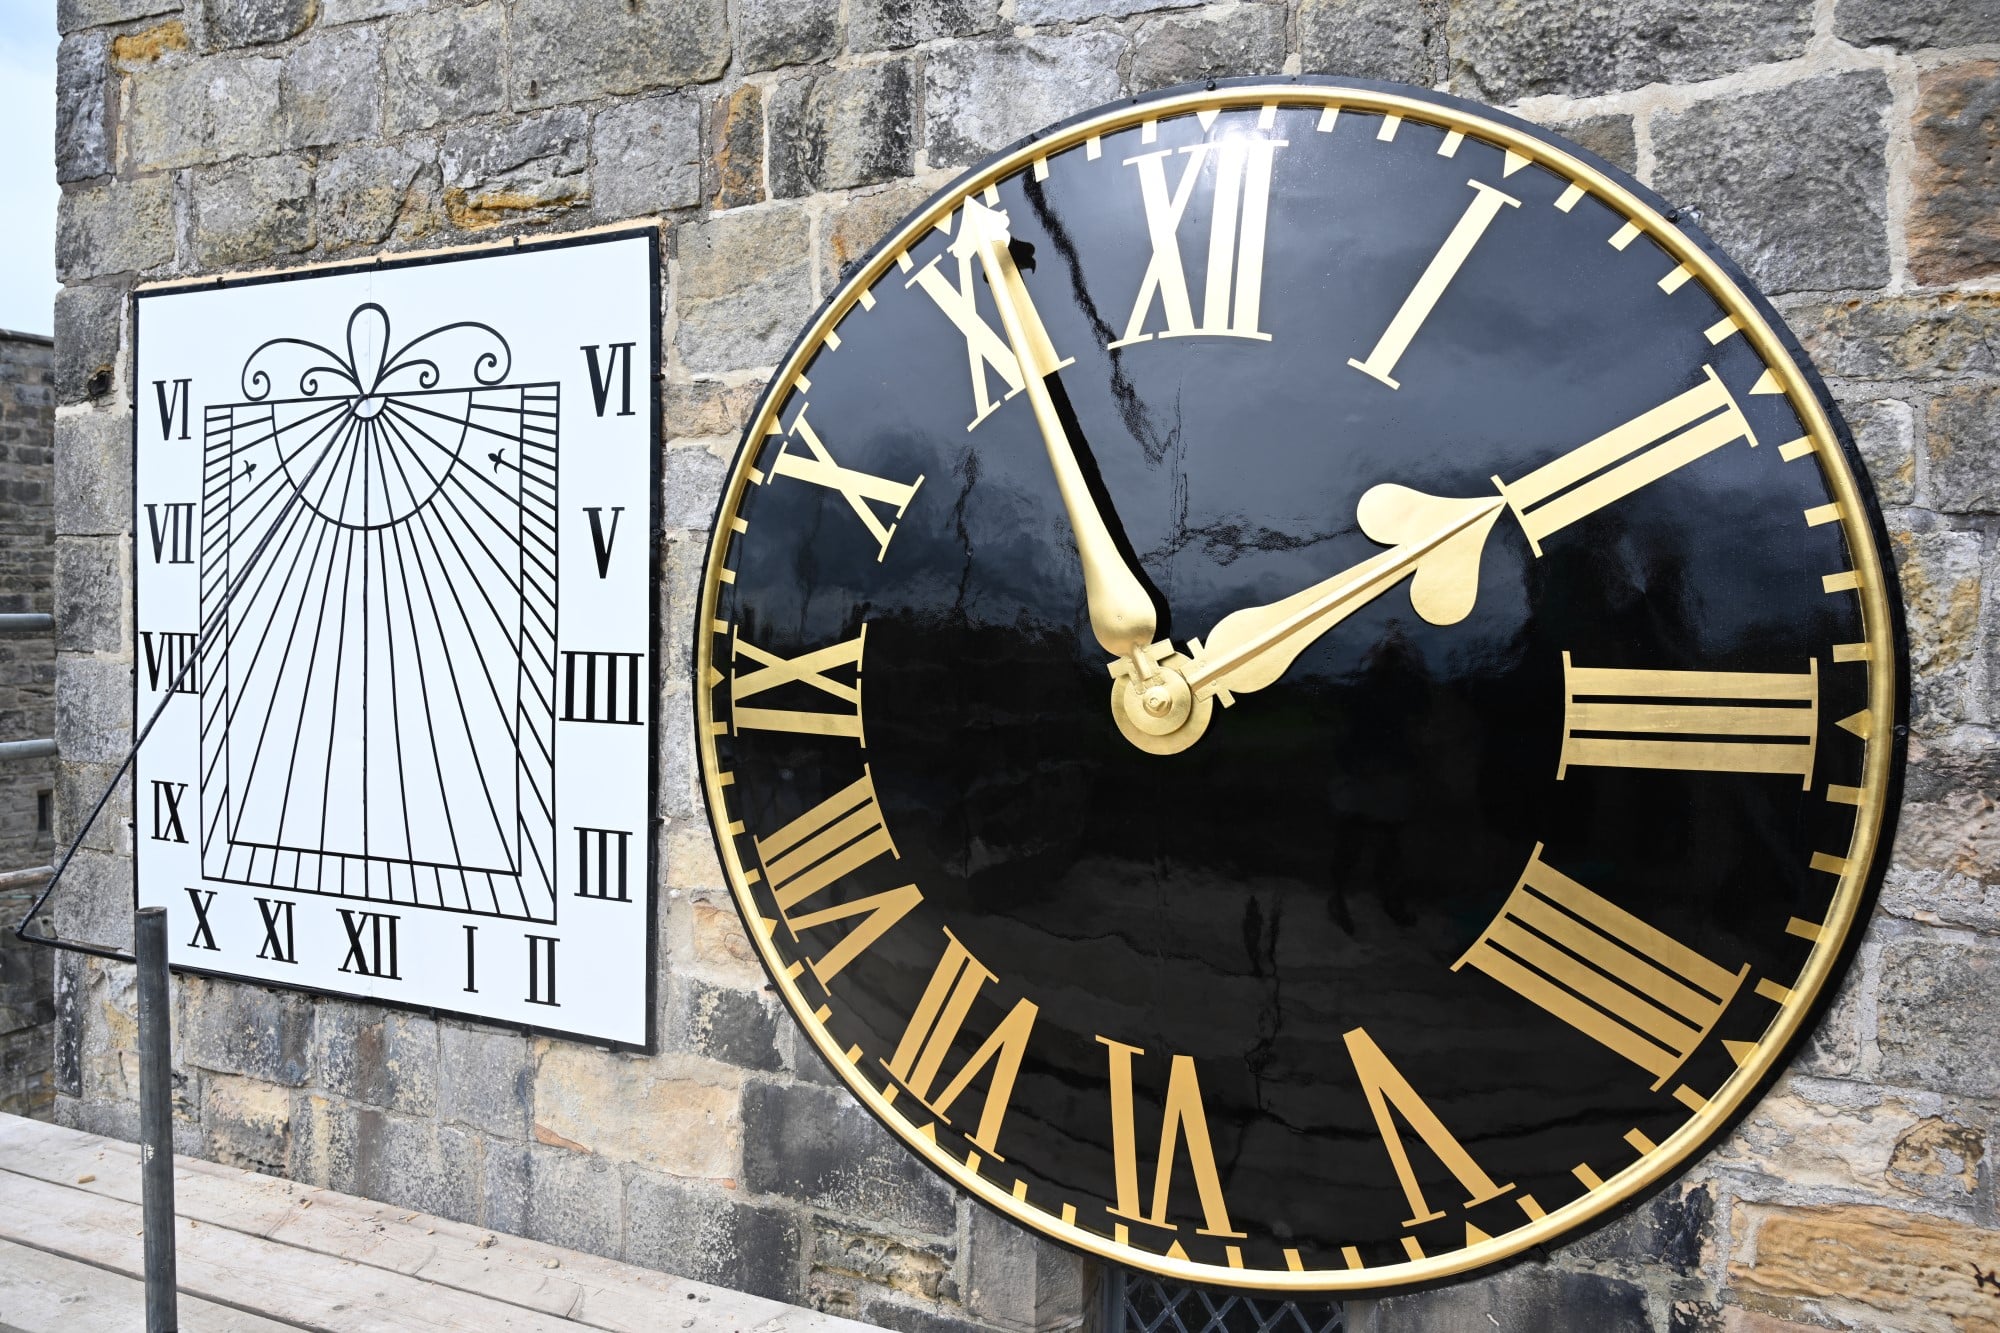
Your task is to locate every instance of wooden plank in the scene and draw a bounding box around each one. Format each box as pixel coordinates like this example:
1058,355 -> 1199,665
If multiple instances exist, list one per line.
0,1236 -> 302,1332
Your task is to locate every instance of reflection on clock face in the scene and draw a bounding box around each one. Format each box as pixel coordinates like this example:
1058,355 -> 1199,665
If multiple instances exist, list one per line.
695,81 -> 1903,1290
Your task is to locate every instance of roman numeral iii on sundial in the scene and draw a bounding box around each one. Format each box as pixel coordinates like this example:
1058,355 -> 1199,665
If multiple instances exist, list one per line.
698,83 -> 1903,1293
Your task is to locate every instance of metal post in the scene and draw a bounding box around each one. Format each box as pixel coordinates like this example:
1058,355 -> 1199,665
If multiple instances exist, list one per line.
135,906 -> 179,1333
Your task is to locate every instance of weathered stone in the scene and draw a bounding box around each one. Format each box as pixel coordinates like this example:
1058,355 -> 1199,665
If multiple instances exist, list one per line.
441,108 -> 591,231
1887,1115 -> 1985,1201
658,682 -> 698,821
1834,0 -> 2000,51
1129,6 -> 1289,93
1652,71 -> 1891,295
687,893 -> 763,980
812,1220 -> 952,1302
592,95 -> 702,220
53,762 -> 129,856
204,1072 -> 292,1175
1556,1183 -> 1711,1271
820,178 -> 931,291
53,285 -> 121,405
737,0 -> 839,73
666,976 -> 780,1071
769,62 -> 917,198
662,379 -> 762,442
705,84 -> 765,211
1730,1203 -> 2000,1330
110,20 -> 191,67
1926,384 -> 2000,514
964,1203 -> 1085,1330
193,155 -> 316,268
1015,0 -> 1196,20
56,33 -> 112,183
316,1001 -> 439,1116
383,4 -> 506,137
281,25 -> 381,150
509,0 -> 729,110
674,205 -> 813,373
56,538 -> 122,653
1889,520 -> 1983,730
56,177 -> 175,283
126,53 -> 283,171
625,1172 -> 802,1301
923,34 -> 1127,170
322,0 -> 423,20
1831,392 -> 1914,507
1877,936 -> 2000,1096
1299,0 -> 1443,86
1893,726 -> 1999,899
180,976 -> 315,1086
1547,112 -> 1638,175
55,409 -> 132,537
316,140 -> 443,253
532,1040 -> 740,1176
1910,62 -> 2000,286
1791,950 -> 1867,1078
58,0 -> 179,31
47,849 -> 135,955
662,443 -> 728,527
346,1108 -> 482,1225
1706,1081 -> 1953,1197
741,1079 -> 955,1234
438,1021 -> 532,1139
1792,292 -> 2000,380
54,656 -> 130,765
198,0 -> 314,49
856,1297 -> 994,1333
1369,1265 -> 1651,1332
849,0 -> 1002,53
515,1144 -> 623,1259
1449,0 -> 1812,102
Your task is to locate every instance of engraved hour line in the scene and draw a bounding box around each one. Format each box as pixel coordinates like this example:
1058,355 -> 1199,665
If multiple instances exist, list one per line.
1495,364 -> 1757,555
768,406 -> 924,561
730,623 -> 867,742
1454,844 -> 1750,1095
1348,179 -> 1521,389
1559,655 -> 1821,787
752,767 -> 921,986
881,927 -> 1039,1157
1110,136 -> 1285,348
1098,1038 -> 1246,1242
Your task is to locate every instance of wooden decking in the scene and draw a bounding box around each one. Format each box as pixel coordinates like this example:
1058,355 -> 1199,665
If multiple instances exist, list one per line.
0,1113 -> 876,1332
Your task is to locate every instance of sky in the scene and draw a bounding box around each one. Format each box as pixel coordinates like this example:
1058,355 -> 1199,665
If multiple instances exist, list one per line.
0,4 -> 56,336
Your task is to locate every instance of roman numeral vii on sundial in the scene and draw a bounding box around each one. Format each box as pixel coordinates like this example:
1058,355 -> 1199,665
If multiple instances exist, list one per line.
145,503 -> 196,564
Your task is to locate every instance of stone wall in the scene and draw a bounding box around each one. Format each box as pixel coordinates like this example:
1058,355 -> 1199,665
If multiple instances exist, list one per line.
44,1 -> 2000,1329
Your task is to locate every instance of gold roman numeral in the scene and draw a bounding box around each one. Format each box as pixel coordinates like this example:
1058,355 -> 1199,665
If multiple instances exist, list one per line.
731,624 -> 867,743
1110,136 -> 1285,348
1344,1027 -> 1515,1236
1454,844 -> 1748,1093
755,768 -> 920,984
907,204 -> 1072,431
769,408 -> 924,561
1560,654 -> 1820,787
883,928 -> 1039,1157
1496,365 -> 1756,553
1348,179 -> 1520,389
1099,1038 -> 1245,1241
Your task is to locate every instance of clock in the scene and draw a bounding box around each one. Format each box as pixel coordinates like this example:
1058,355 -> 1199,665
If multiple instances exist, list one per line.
692,77 -> 1905,1292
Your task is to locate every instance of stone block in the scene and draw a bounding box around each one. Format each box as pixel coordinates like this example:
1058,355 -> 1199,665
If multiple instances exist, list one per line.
179,975 -> 315,1086
674,205 -> 813,373
54,284 -> 122,405
923,34 -> 1127,171
1888,519 -> 1983,730
193,155 -> 316,269
820,179 -> 931,291
316,1000 -> 439,1116
55,409 -> 131,537
1449,0 -> 1812,102
1365,1265 -> 1650,1332
58,0 -> 179,32
518,1143 -> 623,1258
47,848 -> 135,956
964,1203 -> 1086,1331
316,140 -> 443,253
323,0 -> 423,20
769,62 -> 916,198
56,33 -> 112,183
662,380 -> 762,443
1910,62 -> 2000,286
1926,383 -> 2000,514
281,25 -> 381,150
1653,71 -> 1891,296
1547,112 -> 1638,175
1877,935 -> 2000,1096
706,84 -> 765,211
1831,392 -> 1914,507
851,0 -> 1001,53
625,1171 -> 803,1301
53,954 -> 85,1098
479,1134 -> 531,1233
1791,292 -> 2000,381
126,53 -> 282,172
55,761 -> 130,856
741,1079 -> 956,1234
592,95 -> 702,220
658,682 -> 698,821
775,1013 -> 846,1088
665,975 -> 780,1071
509,0 -> 729,110
812,1218 -> 953,1301
1791,946 -> 1867,1077
56,537 -> 123,654
1729,1202 -> 2000,1330
55,655 -> 130,765
1299,0 -> 1442,87
687,892 -> 764,983
857,1298 -> 1003,1333
204,1071 -> 292,1175
441,108 -> 591,231
384,4 -> 506,136
56,177 -> 175,283
738,0 -> 839,73
1835,0 -> 2000,51
109,19 -> 191,67
198,0 -> 315,49
346,1107 -> 482,1225
1128,6 -> 1289,94
532,1040 -> 741,1177
438,1020 -> 533,1139
1554,1182 -> 1711,1270
1015,0 -> 1196,21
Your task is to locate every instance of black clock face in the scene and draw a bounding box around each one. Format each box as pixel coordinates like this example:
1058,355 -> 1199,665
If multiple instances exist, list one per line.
695,80 -> 1903,1290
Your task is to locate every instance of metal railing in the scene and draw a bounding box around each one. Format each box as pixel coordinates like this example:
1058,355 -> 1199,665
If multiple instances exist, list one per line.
1103,1270 -> 1346,1333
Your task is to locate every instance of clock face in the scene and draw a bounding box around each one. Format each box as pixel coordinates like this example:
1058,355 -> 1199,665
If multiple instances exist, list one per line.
693,80 -> 1904,1291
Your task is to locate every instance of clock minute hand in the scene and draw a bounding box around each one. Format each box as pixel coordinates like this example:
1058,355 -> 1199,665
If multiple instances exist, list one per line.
1184,485 -> 1507,702
962,198 -> 1160,666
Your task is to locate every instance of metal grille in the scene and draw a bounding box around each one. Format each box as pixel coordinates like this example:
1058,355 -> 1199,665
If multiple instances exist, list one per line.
1105,1269 -> 1345,1333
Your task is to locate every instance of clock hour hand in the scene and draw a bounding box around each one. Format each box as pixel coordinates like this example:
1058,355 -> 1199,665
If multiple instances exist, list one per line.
962,199 -> 1161,667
